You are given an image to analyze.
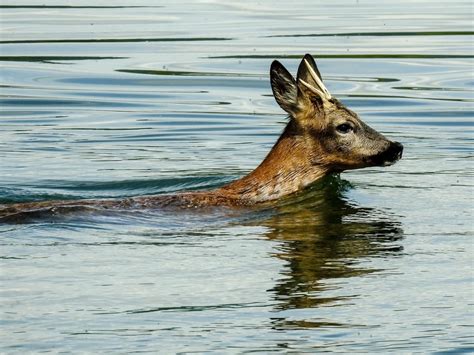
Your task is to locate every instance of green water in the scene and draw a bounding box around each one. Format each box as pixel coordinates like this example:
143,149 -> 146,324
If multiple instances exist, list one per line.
0,1 -> 473,353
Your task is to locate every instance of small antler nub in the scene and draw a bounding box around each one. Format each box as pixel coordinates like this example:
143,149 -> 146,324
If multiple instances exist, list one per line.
303,58 -> 331,100
298,79 -> 326,98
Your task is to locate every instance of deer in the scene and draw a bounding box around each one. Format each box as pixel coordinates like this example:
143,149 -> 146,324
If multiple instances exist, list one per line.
0,54 -> 403,222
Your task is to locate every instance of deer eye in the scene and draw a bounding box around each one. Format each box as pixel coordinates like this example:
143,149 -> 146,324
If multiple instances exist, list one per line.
336,123 -> 353,134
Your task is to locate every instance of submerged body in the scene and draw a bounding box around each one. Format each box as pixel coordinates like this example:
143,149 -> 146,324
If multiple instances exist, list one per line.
0,54 -> 402,221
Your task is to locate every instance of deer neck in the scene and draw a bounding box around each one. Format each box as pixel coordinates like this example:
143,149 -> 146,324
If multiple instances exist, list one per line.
218,122 -> 328,202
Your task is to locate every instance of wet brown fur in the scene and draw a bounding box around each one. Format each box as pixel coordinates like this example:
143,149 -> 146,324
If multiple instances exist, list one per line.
0,54 -> 403,221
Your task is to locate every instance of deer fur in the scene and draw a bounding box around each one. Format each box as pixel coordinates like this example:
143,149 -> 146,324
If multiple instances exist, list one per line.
0,54 -> 403,221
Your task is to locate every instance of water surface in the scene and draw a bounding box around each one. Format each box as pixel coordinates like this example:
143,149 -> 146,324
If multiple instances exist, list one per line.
0,1 -> 473,353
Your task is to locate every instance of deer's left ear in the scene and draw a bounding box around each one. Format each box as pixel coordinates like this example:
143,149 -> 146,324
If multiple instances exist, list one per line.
270,60 -> 298,115
296,54 -> 332,108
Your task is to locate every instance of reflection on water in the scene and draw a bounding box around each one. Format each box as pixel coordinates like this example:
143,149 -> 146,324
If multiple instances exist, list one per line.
256,177 -> 403,318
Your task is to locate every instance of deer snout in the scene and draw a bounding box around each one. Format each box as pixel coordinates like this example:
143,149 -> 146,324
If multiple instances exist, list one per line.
382,141 -> 403,166
391,141 -> 403,160
369,141 -> 403,167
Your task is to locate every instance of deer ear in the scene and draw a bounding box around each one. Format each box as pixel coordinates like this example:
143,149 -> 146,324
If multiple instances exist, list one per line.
296,54 -> 331,104
270,60 -> 298,115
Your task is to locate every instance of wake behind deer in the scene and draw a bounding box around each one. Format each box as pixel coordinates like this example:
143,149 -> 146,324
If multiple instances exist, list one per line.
0,54 -> 403,222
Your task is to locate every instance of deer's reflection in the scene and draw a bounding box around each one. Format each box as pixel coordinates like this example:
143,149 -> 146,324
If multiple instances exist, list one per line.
250,176 -> 403,322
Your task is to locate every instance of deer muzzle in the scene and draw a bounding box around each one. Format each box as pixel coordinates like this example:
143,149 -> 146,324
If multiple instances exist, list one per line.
372,141 -> 404,167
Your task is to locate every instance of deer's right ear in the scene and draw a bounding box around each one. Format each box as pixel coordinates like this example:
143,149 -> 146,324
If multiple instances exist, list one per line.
270,60 -> 298,115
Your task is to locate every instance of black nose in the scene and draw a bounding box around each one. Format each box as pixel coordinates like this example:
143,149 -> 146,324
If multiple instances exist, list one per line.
372,141 -> 403,167
392,141 -> 403,160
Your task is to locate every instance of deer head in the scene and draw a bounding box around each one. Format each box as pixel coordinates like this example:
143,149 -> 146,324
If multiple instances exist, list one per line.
270,54 -> 403,172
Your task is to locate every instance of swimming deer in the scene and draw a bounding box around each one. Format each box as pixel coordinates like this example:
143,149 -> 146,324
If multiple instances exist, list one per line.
0,54 -> 403,221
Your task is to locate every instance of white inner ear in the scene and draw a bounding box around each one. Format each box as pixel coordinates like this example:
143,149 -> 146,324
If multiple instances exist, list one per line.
303,58 -> 332,100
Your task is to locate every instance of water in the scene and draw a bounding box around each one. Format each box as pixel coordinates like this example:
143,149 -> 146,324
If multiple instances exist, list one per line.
0,1 -> 473,353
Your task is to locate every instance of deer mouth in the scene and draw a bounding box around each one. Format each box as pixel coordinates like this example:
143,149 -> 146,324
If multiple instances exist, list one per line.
371,141 -> 403,167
